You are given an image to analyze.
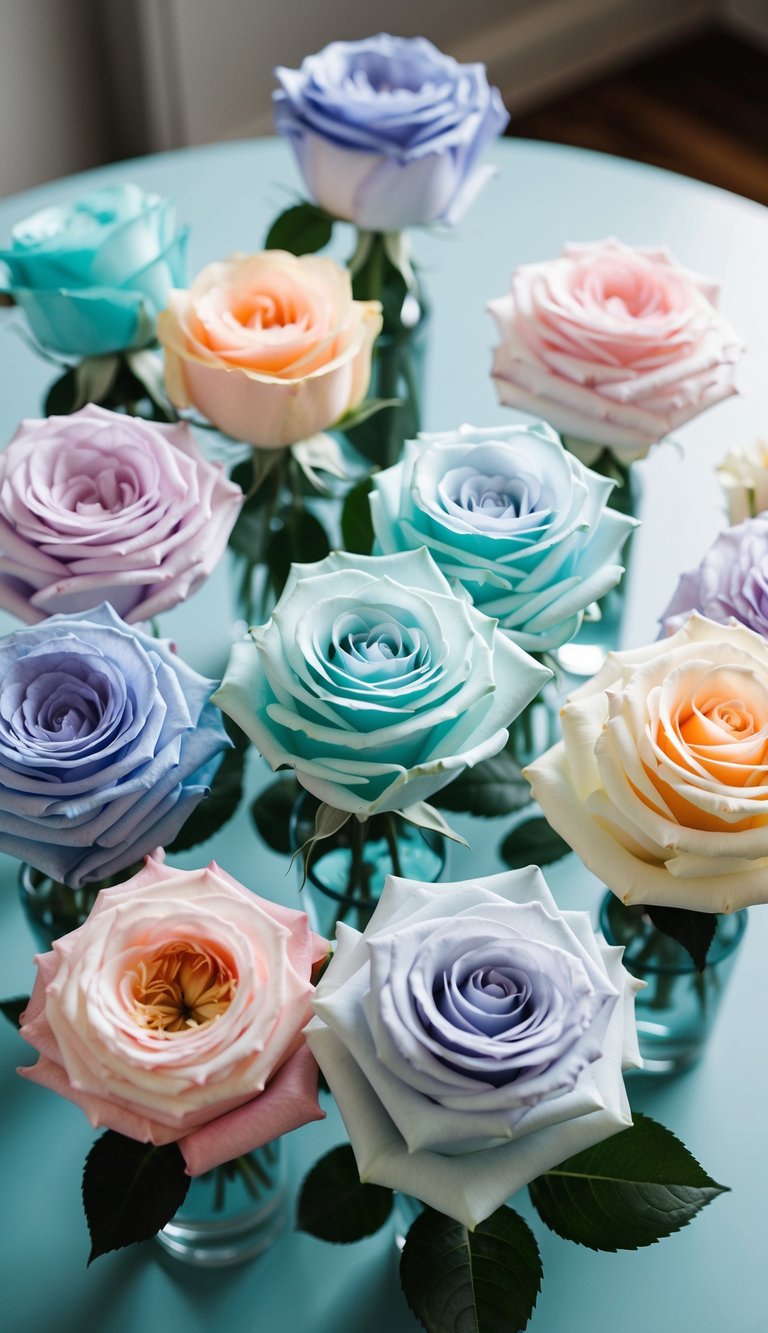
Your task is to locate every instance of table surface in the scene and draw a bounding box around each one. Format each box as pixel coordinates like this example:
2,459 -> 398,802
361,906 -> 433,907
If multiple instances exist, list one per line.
1,137 -> 767,1333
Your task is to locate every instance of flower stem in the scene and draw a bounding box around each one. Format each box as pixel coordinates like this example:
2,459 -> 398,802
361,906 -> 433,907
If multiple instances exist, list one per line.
383,813 -> 403,878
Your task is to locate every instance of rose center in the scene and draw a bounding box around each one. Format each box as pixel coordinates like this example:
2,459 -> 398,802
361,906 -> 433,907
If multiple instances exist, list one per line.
129,940 -> 237,1034
679,695 -> 757,743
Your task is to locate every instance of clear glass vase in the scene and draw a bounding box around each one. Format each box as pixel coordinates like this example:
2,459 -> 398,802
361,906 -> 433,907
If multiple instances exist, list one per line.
18,861 -> 143,950
290,793 -> 447,939
156,1141 -> 287,1267
599,891 -> 747,1074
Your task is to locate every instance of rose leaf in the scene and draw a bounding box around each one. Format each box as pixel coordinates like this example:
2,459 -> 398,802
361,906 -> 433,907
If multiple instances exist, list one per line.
500,816 -> 571,869
433,750 -> 532,818
83,1131 -> 190,1263
644,904 -> 717,972
251,775 -> 301,855
529,1113 -> 728,1251
400,1205 -> 542,1333
341,476 -> 375,555
264,203 -> 334,256
0,996 -> 29,1029
165,730 -> 247,854
297,1144 -> 393,1243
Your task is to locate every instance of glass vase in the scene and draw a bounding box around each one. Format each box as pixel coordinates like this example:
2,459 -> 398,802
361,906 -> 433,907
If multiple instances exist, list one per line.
290,793 -> 447,939
156,1140 -> 287,1267
18,861 -> 143,951
599,891 -> 747,1074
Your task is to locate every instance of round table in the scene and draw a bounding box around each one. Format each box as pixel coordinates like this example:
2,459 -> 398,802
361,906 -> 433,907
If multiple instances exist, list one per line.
0,138 -> 766,1333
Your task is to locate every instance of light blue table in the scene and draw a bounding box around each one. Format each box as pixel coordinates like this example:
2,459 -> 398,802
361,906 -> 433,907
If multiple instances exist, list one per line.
1,138 -> 767,1333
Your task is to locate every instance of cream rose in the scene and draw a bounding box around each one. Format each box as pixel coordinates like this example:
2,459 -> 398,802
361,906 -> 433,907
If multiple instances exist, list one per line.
158,250 -> 382,448
489,239 -> 742,464
19,858 -> 328,1174
717,440 -> 768,524
525,614 -> 768,912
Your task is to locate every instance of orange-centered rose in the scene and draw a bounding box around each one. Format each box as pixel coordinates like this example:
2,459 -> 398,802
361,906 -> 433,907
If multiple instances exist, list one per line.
158,250 -> 382,448
525,614 -> 768,913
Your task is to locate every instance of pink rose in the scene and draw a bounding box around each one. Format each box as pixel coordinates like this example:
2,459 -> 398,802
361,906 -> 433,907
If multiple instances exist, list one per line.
0,405 -> 243,624
19,859 -> 328,1175
489,239 -> 742,463
158,250 -> 382,448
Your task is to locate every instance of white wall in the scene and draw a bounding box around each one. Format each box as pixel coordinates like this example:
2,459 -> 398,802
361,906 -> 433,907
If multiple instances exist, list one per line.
0,0 -> 111,198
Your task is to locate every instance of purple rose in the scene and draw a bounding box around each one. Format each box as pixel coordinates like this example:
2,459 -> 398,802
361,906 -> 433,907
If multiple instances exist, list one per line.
0,604 -> 229,886
661,514 -> 768,638
306,867 -> 640,1227
273,34 -> 508,230
0,405 -> 243,625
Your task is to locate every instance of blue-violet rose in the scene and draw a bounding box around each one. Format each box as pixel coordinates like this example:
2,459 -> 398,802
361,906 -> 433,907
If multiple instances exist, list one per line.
306,867 -> 640,1227
0,184 -> 187,357
273,34 -> 508,230
0,603 -> 229,886
370,422 -> 637,652
661,514 -> 768,639
213,548 -> 549,818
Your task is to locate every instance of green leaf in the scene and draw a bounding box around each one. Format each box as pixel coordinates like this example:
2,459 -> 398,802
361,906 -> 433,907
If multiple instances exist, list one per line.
251,775 -> 301,855
124,349 -> 175,419
83,1130 -> 190,1263
433,750 -> 532,818
500,816 -> 571,870
645,904 -> 717,973
400,1205 -> 542,1333
529,1113 -> 728,1252
265,203 -> 334,256
165,727 -> 247,854
341,476 -> 375,555
0,996 -> 29,1029
335,397 -> 400,432
265,509 -> 331,600
297,1144 -> 393,1243
44,367 -> 82,416
45,355 -> 121,415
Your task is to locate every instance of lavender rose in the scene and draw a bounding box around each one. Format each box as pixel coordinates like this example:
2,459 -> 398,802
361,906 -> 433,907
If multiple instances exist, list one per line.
0,405 -> 243,624
0,603 -> 229,886
306,868 -> 640,1227
273,34 -> 508,230
661,514 -> 768,638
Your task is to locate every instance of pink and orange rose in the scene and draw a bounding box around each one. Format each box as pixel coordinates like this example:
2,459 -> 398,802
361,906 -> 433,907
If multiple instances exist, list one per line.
526,614 -> 768,913
158,250 -> 382,448
489,239 -> 741,463
19,859 -> 328,1174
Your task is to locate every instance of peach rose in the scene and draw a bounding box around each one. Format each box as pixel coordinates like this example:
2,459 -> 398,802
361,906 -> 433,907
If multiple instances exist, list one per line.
489,239 -> 742,464
525,614 -> 768,913
158,250 -> 381,448
18,859 -> 328,1175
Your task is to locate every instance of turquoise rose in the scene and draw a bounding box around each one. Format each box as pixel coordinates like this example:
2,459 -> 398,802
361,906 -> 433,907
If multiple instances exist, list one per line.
370,422 -> 637,653
214,549 -> 549,818
0,183 -> 187,357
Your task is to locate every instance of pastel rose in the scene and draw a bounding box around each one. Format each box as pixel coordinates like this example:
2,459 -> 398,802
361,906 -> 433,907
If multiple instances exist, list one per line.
18,859 -> 328,1175
489,239 -> 742,464
661,514 -> 768,639
158,251 -> 382,448
717,440 -> 768,524
306,868 -> 640,1228
526,614 -> 768,912
213,548 -> 550,819
0,405 -> 243,624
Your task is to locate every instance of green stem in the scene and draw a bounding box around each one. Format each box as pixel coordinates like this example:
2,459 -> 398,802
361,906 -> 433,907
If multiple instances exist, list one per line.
384,813 -> 403,878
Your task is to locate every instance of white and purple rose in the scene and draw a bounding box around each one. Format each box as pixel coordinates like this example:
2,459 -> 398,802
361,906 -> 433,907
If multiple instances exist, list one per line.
273,34 -> 508,230
0,604 -> 229,886
370,421 -> 636,652
661,514 -> 768,639
0,405 -> 243,625
306,867 -> 641,1227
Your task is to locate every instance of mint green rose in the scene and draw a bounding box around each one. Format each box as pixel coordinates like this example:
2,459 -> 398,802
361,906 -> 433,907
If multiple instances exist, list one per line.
0,183 -> 187,357
214,549 -> 550,818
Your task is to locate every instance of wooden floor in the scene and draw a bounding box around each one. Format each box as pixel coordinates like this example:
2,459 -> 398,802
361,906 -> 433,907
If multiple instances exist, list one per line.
506,28 -> 768,206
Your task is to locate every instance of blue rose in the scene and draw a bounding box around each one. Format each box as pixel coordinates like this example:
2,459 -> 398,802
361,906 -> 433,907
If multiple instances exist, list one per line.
273,34 -> 508,230
0,603 -> 228,886
370,422 -> 637,652
0,184 -> 187,357
214,548 -> 549,818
